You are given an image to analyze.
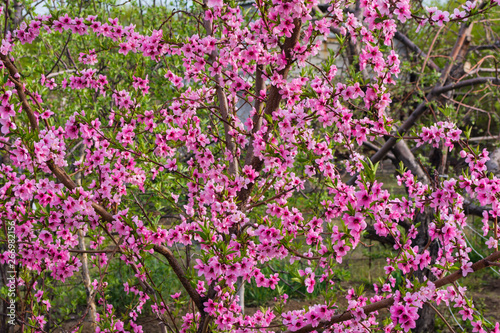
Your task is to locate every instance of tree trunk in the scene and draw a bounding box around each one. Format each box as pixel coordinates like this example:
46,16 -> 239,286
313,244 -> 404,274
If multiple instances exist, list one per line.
237,277 -> 245,314
390,139 -> 439,333
414,299 -> 437,333
412,209 -> 439,333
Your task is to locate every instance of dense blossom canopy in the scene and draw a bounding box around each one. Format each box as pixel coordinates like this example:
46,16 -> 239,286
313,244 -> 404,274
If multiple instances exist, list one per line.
0,0 -> 500,332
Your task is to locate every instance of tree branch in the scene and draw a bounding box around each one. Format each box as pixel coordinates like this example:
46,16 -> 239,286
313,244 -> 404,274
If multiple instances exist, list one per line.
285,250 -> 500,333
153,244 -> 204,312
394,31 -> 441,72
244,65 -> 265,166
464,200 -> 495,221
3,53 -> 204,318
347,22 -> 478,186
237,19 -> 302,207
469,41 -> 500,52
362,141 -> 396,161
431,76 -> 500,95
202,12 -> 238,177
0,54 -> 38,131
347,99 -> 430,185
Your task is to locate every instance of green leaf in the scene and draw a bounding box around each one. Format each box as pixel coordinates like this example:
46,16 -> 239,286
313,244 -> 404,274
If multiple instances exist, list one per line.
464,126 -> 472,140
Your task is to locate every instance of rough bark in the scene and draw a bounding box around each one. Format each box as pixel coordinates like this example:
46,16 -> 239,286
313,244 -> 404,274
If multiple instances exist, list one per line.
389,131 -> 436,333
412,210 -> 439,333
391,140 -> 429,182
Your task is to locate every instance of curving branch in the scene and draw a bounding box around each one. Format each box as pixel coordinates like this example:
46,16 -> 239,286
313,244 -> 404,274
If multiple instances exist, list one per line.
244,65 -> 266,167
153,244 -> 204,312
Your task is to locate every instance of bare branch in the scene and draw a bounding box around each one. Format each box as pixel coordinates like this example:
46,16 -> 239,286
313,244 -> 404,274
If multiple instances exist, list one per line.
432,76 -> 500,95
362,141 -> 396,161
469,41 -> 500,52
394,31 -> 441,72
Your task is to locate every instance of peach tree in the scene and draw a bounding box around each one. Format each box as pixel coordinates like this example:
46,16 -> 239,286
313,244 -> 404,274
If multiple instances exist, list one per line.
0,0 -> 500,332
